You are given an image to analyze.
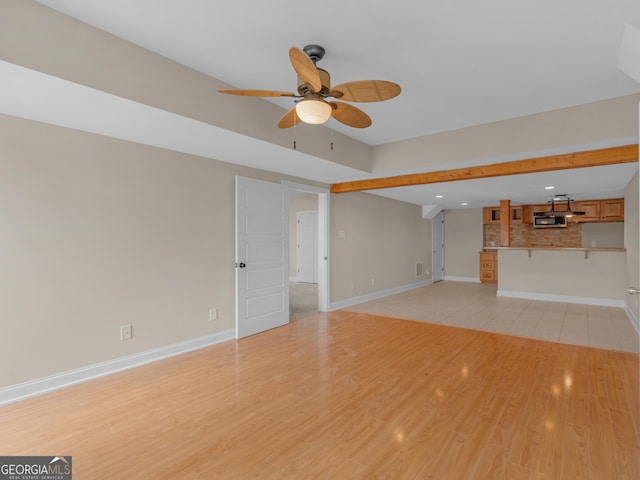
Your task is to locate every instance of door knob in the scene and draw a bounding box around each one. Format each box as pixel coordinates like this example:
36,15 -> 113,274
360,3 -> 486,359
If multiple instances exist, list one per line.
628,287 -> 640,295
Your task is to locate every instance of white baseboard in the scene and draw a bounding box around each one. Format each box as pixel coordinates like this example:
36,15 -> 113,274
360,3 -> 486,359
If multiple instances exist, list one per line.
329,279 -> 433,311
624,305 -> 640,335
0,329 -> 235,407
497,290 -> 626,308
444,276 -> 481,283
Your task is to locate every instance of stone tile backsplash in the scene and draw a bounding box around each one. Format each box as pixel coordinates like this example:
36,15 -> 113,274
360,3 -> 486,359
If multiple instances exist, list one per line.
484,223 -> 582,248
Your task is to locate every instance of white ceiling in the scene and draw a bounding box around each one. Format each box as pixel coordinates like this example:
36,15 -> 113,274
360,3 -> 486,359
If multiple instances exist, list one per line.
5,0 -> 640,209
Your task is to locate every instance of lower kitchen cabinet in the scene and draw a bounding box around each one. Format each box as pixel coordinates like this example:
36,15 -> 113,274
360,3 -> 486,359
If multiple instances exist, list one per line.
480,251 -> 497,284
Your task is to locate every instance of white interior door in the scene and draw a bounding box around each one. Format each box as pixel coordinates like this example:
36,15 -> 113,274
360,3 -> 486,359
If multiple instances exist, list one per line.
235,176 -> 289,339
432,211 -> 444,282
296,211 -> 318,283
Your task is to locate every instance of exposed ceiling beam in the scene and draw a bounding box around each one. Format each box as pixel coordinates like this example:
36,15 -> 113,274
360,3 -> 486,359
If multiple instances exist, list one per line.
331,144 -> 639,194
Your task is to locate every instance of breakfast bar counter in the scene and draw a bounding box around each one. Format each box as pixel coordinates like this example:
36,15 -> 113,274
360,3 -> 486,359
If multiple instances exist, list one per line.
492,246 -> 627,305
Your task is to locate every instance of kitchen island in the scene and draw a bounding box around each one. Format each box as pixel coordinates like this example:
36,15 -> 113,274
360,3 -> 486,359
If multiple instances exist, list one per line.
492,246 -> 627,306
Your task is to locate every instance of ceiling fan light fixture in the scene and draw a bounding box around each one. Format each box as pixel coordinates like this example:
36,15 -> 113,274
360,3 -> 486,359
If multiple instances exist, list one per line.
295,99 -> 332,125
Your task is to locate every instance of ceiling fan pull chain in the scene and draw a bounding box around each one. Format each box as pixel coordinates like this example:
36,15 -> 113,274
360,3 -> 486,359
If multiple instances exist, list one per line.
329,125 -> 334,151
293,114 -> 297,150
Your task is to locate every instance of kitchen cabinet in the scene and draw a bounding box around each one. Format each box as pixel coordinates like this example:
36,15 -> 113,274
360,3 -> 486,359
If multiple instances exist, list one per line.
483,207 -> 501,224
601,199 -> 624,221
575,201 -> 600,221
574,198 -> 623,222
489,199 -> 623,224
480,251 -> 497,284
511,205 -> 531,224
531,203 -> 554,215
484,205 -> 531,224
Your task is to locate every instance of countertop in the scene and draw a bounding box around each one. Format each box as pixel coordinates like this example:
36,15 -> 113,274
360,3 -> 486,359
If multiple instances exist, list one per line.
483,246 -> 625,252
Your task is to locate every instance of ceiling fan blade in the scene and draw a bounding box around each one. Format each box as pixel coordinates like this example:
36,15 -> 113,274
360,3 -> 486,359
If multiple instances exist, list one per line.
277,107 -> 301,129
330,80 -> 401,102
289,47 -> 322,93
329,102 -> 372,128
218,89 -> 296,97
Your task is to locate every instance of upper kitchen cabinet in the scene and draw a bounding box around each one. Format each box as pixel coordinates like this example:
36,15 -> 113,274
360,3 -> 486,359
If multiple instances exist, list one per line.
531,203 -> 554,215
510,205 -> 532,224
575,201 -> 600,221
484,198 -> 623,224
600,199 -> 624,221
574,198 -> 624,222
483,207 -> 501,224
483,205 -> 531,224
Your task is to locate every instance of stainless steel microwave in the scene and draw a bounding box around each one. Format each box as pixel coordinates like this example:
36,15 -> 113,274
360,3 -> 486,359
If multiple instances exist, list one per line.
533,215 -> 567,228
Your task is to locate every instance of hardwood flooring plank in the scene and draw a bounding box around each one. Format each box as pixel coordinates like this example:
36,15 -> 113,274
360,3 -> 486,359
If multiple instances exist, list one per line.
567,350 -> 590,426
531,381 -> 569,479
490,376 -> 537,451
506,383 -> 549,471
561,423 -> 589,479
588,394 -> 618,478
609,406 -> 640,480
621,354 -> 640,444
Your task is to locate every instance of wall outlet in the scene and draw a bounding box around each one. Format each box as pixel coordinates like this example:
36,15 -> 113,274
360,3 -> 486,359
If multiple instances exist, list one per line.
370,278 -> 375,286
209,308 -> 218,321
120,325 -> 132,341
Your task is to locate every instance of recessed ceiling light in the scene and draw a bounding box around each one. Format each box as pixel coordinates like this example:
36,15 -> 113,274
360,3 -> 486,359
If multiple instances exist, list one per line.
461,202 -> 468,206
545,186 -> 555,190
435,195 -> 444,198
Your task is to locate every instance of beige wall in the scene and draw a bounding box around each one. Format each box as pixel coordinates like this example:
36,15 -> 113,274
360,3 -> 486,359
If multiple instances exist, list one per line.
330,193 -> 431,302
0,115 -> 280,386
624,171 -> 639,320
443,209 -> 484,279
288,193 -> 318,278
581,222 -> 625,248
0,114 -> 432,388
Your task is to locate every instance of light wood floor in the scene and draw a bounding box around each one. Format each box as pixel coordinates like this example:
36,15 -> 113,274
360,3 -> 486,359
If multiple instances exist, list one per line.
0,309 -> 638,479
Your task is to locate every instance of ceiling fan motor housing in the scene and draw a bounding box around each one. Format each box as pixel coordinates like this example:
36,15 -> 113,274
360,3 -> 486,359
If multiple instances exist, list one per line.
297,68 -> 331,96
302,44 -> 325,64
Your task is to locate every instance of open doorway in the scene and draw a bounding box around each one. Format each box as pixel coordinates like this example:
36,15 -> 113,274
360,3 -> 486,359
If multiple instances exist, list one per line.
285,182 -> 329,319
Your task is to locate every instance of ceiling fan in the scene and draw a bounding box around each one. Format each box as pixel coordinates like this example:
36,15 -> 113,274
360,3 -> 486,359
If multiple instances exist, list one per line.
218,44 -> 401,129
